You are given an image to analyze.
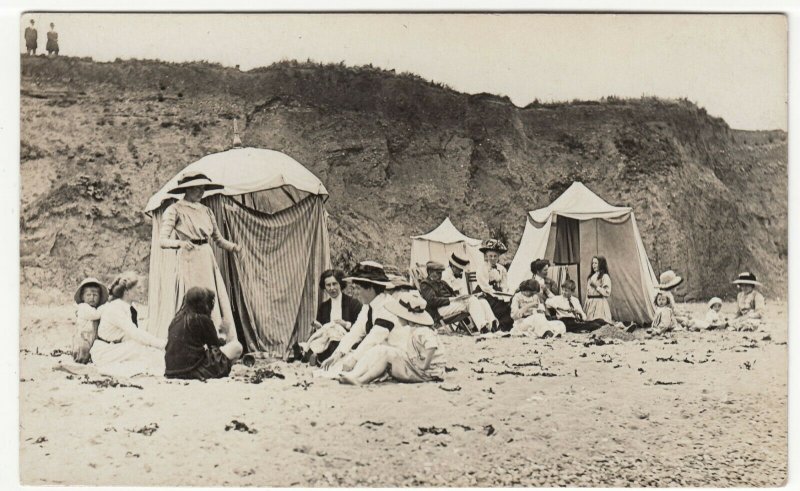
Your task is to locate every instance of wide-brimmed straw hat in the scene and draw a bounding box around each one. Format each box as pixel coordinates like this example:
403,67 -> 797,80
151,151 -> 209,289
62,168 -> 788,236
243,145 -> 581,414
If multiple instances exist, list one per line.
450,252 -> 470,269
344,261 -> 393,287
168,173 -> 224,194
388,274 -> 415,291
74,277 -> 109,305
385,291 -> 434,326
707,297 -> 723,308
657,270 -> 683,290
479,239 -> 507,254
732,272 -> 762,287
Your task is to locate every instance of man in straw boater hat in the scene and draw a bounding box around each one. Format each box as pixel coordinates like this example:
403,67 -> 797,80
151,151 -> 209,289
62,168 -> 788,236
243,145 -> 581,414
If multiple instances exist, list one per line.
320,261 -> 401,372
442,252 -> 470,295
729,271 -> 766,331
159,172 -> 243,350
419,260 -> 498,333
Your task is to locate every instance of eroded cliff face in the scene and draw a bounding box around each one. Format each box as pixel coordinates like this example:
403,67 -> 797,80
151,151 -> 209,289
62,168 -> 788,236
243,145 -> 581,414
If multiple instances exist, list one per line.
20,57 -> 787,302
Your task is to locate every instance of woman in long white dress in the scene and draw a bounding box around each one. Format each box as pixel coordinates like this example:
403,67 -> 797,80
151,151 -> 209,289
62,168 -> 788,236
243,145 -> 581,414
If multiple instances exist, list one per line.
159,173 -> 241,342
584,256 -> 613,323
90,272 -> 168,378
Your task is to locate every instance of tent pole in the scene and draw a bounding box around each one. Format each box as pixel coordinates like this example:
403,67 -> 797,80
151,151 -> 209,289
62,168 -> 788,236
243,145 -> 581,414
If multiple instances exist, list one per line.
577,261 -> 582,301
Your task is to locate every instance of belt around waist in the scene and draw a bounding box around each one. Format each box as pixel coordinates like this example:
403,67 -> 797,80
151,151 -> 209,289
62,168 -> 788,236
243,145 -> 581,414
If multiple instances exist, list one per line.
96,336 -> 122,344
587,295 -> 605,299
189,238 -> 209,245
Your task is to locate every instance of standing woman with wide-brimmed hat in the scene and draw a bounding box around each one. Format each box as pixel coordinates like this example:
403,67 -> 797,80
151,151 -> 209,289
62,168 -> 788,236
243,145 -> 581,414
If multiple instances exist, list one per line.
160,173 -> 242,343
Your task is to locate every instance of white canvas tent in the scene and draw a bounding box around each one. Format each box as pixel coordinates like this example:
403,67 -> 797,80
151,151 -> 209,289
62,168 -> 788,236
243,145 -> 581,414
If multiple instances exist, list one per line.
409,217 -> 484,272
507,182 -> 657,324
144,147 -> 331,357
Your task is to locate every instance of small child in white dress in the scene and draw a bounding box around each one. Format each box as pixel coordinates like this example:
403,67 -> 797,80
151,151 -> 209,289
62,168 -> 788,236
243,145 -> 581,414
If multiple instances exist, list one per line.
648,291 -> 679,335
687,297 -> 728,331
71,278 -> 109,364
509,280 -> 566,338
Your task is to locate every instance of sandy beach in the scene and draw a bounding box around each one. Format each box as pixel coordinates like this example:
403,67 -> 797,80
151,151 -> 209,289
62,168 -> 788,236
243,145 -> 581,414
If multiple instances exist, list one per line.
19,301 -> 787,487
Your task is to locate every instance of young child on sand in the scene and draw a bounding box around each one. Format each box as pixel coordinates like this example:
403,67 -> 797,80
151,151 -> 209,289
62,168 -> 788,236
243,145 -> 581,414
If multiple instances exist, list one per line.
648,291 -> 679,335
545,279 -> 607,333
71,277 -> 109,364
339,292 -> 444,385
510,280 -> 566,338
687,297 -> 728,331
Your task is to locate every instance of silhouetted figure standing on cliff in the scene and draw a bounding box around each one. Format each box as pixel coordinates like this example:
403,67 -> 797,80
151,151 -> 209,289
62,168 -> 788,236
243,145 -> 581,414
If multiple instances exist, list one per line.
46,23 -> 59,56
24,19 -> 38,56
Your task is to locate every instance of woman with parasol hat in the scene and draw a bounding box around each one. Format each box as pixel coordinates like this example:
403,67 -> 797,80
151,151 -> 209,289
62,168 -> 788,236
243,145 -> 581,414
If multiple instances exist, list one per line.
729,272 -> 766,331
159,173 -> 242,343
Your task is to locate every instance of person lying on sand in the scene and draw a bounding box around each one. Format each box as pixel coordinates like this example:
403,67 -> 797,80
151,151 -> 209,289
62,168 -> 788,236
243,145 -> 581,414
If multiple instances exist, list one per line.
165,287 -> 243,380
71,277 -> 109,364
686,297 -> 729,331
509,280 -> 566,338
339,292 -> 444,385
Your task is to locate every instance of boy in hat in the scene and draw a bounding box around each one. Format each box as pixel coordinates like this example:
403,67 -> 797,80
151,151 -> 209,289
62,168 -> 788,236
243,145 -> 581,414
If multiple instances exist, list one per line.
321,261 -> 400,372
25,19 -> 38,56
419,260 -> 497,333
72,277 -> 109,363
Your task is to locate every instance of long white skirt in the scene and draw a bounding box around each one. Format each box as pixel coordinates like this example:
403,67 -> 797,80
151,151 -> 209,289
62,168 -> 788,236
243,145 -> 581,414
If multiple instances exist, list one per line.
90,340 -> 165,378
299,322 -> 348,354
176,243 -> 235,336
510,313 -> 566,338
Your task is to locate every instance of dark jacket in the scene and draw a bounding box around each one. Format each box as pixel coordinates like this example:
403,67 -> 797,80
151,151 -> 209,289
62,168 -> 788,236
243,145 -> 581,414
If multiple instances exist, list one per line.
165,312 -> 221,376
419,278 -> 457,319
316,293 -> 362,325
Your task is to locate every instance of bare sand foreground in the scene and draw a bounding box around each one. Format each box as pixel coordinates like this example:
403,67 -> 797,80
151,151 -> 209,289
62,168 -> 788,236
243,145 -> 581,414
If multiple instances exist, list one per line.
19,302 -> 786,487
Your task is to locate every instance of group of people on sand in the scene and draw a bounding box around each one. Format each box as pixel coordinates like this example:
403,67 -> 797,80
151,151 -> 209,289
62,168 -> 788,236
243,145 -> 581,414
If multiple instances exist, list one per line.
72,173 -> 244,380
69,171 -> 769,385
24,19 -> 59,57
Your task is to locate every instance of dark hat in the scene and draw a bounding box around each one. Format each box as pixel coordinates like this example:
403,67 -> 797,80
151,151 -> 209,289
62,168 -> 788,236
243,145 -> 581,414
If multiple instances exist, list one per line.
425,261 -> 446,272
344,261 -> 393,287
449,252 -> 469,269
732,272 -> 762,286
168,173 -> 224,194
479,239 -> 507,254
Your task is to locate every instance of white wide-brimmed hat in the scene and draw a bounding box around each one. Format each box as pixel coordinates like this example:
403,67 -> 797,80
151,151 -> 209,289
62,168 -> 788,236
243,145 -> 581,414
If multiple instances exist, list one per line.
74,277 -> 109,305
732,272 -> 762,286
707,297 -> 723,308
385,291 -> 434,326
657,270 -> 683,290
168,173 -> 224,194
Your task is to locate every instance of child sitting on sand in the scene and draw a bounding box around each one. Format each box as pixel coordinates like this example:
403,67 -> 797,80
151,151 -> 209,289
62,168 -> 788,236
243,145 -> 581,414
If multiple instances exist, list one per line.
71,277 -> 109,364
510,280 -> 566,338
687,297 -> 728,331
728,272 -> 766,331
339,292 -> 444,385
648,291 -> 679,335
545,279 -> 607,333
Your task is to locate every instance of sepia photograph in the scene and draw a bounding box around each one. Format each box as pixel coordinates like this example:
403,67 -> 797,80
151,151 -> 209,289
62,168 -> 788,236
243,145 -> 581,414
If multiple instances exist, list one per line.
12,6 -> 791,488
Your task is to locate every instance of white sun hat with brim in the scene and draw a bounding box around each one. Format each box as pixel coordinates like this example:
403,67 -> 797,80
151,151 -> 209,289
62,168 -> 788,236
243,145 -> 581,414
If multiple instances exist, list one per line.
731,272 -> 762,287
74,277 -> 109,305
657,270 -> 683,290
385,291 -> 434,326
707,297 -> 723,308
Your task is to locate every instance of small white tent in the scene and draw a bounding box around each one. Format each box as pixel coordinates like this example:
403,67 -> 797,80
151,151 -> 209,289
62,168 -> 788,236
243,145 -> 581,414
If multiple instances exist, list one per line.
507,182 -> 657,324
409,217 -> 484,272
145,147 -> 331,357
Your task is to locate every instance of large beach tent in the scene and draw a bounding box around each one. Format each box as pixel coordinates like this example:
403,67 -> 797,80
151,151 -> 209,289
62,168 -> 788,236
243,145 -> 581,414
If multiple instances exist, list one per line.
144,147 -> 331,357
409,217 -> 485,273
507,182 -> 657,324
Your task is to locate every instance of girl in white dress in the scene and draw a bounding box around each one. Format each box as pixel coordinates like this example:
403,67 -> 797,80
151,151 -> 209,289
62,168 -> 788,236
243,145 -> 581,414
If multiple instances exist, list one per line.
509,280 -> 566,338
584,256 -> 613,323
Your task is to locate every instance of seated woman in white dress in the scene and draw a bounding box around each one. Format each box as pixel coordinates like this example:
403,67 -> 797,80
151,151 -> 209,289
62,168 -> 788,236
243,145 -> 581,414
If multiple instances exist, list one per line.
339,292 -> 445,385
90,272 -> 167,378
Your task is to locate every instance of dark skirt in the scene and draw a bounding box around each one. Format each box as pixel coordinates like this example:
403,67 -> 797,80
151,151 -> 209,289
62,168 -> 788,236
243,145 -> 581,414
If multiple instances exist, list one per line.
562,317 -> 607,333
479,290 -> 513,331
46,39 -> 59,52
166,346 -> 232,380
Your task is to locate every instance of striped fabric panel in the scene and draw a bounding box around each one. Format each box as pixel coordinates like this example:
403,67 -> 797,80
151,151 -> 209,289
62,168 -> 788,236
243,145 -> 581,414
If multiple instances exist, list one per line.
206,194 -> 330,357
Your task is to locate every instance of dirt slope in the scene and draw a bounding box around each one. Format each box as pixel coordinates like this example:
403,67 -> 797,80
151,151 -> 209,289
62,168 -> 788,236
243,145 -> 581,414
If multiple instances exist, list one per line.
20,56 -> 787,301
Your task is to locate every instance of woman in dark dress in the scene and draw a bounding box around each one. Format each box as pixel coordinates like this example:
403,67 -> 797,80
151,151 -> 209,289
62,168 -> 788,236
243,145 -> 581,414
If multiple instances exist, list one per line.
165,287 -> 243,380
299,269 -> 362,365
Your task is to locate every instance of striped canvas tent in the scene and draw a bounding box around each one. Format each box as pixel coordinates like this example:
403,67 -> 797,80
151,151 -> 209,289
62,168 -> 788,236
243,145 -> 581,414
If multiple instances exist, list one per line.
144,148 -> 330,357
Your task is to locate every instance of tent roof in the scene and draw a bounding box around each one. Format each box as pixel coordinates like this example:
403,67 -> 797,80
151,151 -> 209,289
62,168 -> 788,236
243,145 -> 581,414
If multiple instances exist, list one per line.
411,217 -> 481,245
144,147 -> 328,213
528,182 -> 631,223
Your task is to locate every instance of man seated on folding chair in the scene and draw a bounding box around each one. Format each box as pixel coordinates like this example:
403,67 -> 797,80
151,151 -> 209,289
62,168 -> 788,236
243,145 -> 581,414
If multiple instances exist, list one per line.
442,252 -> 471,295
419,261 -> 498,333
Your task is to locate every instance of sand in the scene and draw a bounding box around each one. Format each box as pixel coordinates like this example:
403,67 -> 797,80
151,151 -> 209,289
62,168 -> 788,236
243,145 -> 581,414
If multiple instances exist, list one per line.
19,302 -> 787,486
